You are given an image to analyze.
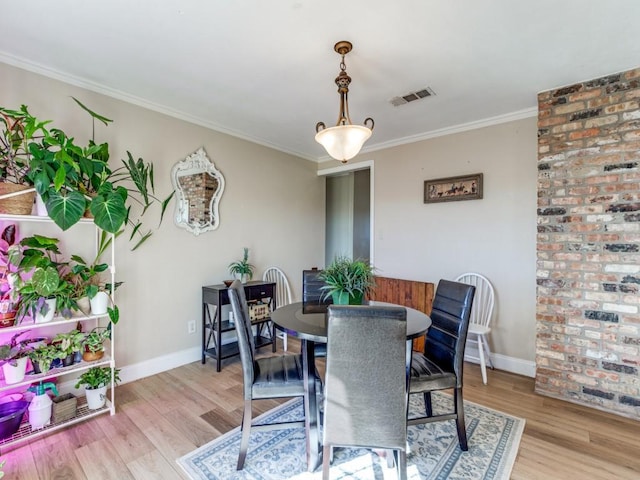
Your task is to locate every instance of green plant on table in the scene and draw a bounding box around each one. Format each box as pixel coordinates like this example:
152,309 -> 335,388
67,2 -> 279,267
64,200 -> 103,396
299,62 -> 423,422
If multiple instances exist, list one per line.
319,256 -> 376,304
74,366 -> 120,390
228,247 -> 254,281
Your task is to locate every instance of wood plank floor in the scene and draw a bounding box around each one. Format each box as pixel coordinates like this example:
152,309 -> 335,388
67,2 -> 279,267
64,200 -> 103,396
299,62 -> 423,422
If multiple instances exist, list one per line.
2,338 -> 639,479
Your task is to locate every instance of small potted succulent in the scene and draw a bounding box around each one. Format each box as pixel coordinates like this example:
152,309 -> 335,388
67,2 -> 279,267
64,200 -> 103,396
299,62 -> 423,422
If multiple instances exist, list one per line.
74,366 -> 120,410
228,247 -> 255,283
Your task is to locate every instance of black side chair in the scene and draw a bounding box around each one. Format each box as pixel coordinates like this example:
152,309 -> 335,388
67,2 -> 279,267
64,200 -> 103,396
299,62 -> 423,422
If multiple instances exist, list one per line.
407,279 -> 475,451
228,280 -> 313,470
302,269 -> 331,358
302,269 -> 332,314
322,305 -> 408,480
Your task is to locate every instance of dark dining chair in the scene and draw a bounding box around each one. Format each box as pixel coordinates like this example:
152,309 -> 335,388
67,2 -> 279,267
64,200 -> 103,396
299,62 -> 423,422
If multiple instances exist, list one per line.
322,305 -> 408,480
302,269 -> 331,358
302,269 -> 332,313
407,279 -> 475,451
228,280 -> 315,470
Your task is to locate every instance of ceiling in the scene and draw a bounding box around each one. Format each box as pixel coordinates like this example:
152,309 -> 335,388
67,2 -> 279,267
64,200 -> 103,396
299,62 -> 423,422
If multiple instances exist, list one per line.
2,1 -> 640,162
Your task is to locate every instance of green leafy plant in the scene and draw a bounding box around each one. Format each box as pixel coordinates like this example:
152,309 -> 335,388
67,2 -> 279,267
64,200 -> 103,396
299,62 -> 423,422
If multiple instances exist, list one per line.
83,327 -> 111,354
0,105 -> 50,186
1,99 -> 174,249
8,235 -> 76,319
319,256 -> 376,304
54,329 -> 85,357
27,343 -> 62,373
228,247 -> 254,281
74,366 -> 120,390
0,331 -> 30,367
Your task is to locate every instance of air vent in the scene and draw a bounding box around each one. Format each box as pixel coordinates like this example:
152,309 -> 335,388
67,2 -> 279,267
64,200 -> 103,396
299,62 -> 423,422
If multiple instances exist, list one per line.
390,87 -> 436,107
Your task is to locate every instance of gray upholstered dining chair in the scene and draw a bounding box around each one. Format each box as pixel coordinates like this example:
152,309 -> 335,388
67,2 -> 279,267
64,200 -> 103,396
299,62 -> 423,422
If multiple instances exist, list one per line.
322,305 -> 408,480
228,280 -> 314,470
407,279 -> 475,451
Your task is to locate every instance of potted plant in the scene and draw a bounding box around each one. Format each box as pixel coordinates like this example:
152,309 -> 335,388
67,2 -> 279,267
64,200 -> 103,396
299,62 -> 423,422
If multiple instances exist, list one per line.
27,343 -> 60,374
228,247 -> 254,283
53,330 -> 85,366
82,327 -> 110,362
0,331 -> 31,384
319,256 -> 376,305
8,235 -> 75,322
0,105 -> 48,214
1,99 -> 174,249
74,366 -> 120,410
0,224 -> 18,326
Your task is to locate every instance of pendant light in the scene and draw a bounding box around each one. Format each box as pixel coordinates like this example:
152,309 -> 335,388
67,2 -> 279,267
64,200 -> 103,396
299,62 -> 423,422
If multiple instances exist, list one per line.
315,41 -> 374,163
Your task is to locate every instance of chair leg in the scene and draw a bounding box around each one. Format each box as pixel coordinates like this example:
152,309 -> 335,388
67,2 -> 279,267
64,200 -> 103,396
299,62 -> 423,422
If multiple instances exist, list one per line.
237,400 -> 253,470
454,387 -> 468,451
283,332 -> 288,351
396,449 -> 407,480
481,334 -> 494,369
423,391 -> 433,417
476,334 -> 488,385
322,445 -> 332,480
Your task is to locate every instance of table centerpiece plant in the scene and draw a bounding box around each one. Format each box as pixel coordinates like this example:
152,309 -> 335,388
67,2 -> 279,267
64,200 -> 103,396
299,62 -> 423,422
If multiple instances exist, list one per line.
319,256 -> 376,305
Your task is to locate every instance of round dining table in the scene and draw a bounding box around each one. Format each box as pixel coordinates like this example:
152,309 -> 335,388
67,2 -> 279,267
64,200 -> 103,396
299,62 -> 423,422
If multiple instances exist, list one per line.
270,300 -> 431,472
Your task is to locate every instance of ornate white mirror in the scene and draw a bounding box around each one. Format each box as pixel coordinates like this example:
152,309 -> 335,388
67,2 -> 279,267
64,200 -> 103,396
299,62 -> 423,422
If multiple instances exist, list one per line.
171,147 -> 225,235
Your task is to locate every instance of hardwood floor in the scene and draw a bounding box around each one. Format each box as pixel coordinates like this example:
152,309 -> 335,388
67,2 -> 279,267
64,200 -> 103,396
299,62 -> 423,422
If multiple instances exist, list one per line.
2,338 -> 639,479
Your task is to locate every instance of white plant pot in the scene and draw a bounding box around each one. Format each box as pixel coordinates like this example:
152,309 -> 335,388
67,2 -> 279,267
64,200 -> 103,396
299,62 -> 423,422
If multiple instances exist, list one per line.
35,298 -> 57,323
90,292 -> 109,315
85,385 -> 107,410
2,357 -> 28,384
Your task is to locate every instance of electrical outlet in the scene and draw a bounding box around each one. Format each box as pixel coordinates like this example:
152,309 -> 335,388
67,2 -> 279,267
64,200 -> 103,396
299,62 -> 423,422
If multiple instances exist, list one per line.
188,320 -> 196,334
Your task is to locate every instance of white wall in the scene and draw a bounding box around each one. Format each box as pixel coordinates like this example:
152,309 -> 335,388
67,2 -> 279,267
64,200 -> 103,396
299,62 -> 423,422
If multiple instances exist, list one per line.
1,63 -> 325,375
320,118 -> 539,371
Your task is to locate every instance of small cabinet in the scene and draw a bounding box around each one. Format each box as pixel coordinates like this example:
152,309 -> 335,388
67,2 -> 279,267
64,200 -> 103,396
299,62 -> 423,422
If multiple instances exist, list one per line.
202,281 -> 276,372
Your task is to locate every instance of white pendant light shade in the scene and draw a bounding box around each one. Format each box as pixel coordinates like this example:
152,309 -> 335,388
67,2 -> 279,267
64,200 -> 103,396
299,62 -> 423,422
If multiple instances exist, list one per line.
315,124 -> 372,162
315,41 -> 374,163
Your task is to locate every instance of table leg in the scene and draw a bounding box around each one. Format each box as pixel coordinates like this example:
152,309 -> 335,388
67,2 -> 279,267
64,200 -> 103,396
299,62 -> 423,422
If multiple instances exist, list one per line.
302,339 -> 321,472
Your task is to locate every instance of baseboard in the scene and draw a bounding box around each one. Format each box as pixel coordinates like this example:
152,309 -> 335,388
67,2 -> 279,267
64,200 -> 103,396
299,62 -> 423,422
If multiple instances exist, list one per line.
56,346 -> 201,395
465,347 -> 536,378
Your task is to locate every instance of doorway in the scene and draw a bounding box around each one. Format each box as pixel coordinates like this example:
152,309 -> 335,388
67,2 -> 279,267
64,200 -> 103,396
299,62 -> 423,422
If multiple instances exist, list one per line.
319,161 -> 373,266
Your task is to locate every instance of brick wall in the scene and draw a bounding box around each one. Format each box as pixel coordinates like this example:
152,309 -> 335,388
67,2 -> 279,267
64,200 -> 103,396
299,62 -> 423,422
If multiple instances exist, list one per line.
536,67 -> 640,418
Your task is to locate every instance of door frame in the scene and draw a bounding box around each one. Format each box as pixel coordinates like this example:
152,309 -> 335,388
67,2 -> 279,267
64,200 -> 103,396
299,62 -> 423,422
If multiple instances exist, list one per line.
317,160 -> 374,264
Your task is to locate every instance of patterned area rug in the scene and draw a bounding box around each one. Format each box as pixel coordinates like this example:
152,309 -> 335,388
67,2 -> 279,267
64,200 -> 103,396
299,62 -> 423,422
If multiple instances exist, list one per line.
178,392 -> 524,480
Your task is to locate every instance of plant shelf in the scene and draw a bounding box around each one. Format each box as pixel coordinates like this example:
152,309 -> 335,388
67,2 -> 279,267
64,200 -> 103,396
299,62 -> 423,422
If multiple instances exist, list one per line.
0,397 -> 111,453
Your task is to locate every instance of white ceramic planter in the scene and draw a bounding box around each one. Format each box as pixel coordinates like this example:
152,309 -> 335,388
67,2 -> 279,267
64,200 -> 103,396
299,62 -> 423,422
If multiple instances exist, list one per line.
35,298 -> 57,323
89,292 -> 109,315
85,385 -> 107,410
3,357 -> 28,384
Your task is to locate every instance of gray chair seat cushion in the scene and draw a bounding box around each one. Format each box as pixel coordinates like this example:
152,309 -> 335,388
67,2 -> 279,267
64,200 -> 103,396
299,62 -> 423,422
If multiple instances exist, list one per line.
409,352 -> 457,392
252,354 -> 306,399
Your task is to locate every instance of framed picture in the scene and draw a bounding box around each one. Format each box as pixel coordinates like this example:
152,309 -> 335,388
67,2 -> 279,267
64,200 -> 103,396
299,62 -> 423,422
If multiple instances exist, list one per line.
424,173 -> 483,204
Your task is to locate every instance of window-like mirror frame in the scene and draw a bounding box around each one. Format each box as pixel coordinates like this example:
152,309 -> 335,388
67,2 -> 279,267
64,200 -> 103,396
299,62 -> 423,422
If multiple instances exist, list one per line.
171,147 -> 225,236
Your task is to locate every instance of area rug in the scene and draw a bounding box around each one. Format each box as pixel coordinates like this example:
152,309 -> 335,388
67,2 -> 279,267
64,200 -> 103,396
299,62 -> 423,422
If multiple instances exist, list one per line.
177,392 -> 525,480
